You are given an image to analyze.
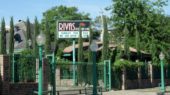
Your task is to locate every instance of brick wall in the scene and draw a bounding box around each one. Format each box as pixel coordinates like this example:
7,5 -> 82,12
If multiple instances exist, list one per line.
43,59 -> 49,92
126,79 -> 170,89
0,55 -> 49,95
0,55 -> 10,95
56,67 -> 60,86
9,83 -> 38,95
0,55 -> 10,82
8,58 -> 49,95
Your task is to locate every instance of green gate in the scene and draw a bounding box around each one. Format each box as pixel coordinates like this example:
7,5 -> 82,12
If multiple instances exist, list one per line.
45,59 -> 111,95
104,60 -> 111,91
51,61 -> 111,88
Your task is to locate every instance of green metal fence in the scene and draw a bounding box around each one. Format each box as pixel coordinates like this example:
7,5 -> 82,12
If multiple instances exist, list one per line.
55,61 -> 111,90
11,53 -> 36,82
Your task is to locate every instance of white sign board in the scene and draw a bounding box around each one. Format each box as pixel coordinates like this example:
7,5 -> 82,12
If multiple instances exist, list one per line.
57,20 -> 90,38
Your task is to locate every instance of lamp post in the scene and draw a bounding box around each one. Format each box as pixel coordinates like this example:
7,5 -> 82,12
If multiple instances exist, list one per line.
90,40 -> 98,95
51,42 -> 56,95
159,52 -> 165,93
36,33 -> 46,95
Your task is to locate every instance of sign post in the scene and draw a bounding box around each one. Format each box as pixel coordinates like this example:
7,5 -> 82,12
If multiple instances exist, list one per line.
57,20 -> 90,86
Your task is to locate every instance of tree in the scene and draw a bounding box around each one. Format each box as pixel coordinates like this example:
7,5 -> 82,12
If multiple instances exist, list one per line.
134,25 -> 140,59
44,20 -> 51,54
9,17 -> 14,54
0,18 -> 6,54
78,27 -> 83,62
88,28 -> 93,63
18,50 -> 36,82
123,25 -> 130,59
42,5 -> 90,35
149,34 -> 158,65
101,15 -> 109,61
41,5 -> 91,58
110,0 -> 169,61
26,18 -> 31,48
110,0 -> 170,89
33,17 -> 39,57
111,0 -> 167,40
77,27 -> 85,85
87,28 -> 93,84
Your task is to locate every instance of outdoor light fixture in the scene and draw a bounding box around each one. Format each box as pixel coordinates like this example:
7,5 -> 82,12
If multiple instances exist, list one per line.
36,32 -> 46,95
36,33 -> 46,46
90,40 -> 98,52
159,52 -> 165,60
90,40 -> 98,95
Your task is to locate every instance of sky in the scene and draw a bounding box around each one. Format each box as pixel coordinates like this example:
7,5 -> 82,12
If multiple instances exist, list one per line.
0,0 -> 170,25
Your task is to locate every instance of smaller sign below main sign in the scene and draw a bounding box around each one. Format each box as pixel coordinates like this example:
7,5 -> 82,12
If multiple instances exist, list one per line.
57,20 -> 90,38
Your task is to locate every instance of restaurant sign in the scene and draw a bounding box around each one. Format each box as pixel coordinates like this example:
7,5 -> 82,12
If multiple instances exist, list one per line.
57,20 -> 90,38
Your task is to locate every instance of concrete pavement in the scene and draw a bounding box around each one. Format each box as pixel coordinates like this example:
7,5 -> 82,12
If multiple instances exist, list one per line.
54,86 -> 170,95
103,90 -> 157,95
103,86 -> 170,95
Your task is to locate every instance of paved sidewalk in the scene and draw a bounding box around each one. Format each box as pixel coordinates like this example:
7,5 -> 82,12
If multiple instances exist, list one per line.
103,86 -> 170,95
54,86 -> 170,95
103,90 -> 157,95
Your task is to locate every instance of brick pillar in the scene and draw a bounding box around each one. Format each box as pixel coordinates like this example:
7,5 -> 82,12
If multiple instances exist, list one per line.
43,58 -> 49,94
0,55 -> 10,95
36,58 -> 49,94
56,66 -> 61,86
121,67 -> 126,90
149,62 -> 154,87
138,67 -> 141,88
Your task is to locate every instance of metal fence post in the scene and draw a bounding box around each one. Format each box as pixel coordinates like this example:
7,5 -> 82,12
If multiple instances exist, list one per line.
52,52 -> 56,95
12,53 -> 15,83
72,39 -> 76,86
108,60 -> 111,90
104,61 -> 106,90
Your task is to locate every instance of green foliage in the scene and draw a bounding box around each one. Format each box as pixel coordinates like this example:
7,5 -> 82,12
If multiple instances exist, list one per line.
112,69 -> 122,89
140,64 -> 149,79
41,5 -> 91,58
9,17 -> 14,54
42,5 -> 90,35
17,50 -> 36,82
123,25 -> 130,59
33,17 -> 39,58
101,15 -> 109,61
26,18 -> 31,48
149,34 -> 158,65
126,67 -> 138,80
77,27 -> 84,85
111,0 -> 169,63
0,18 -> 6,54
87,28 -> 93,85
78,27 -> 83,62
44,21 -> 51,54
135,25 -> 140,56
113,59 -> 143,70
